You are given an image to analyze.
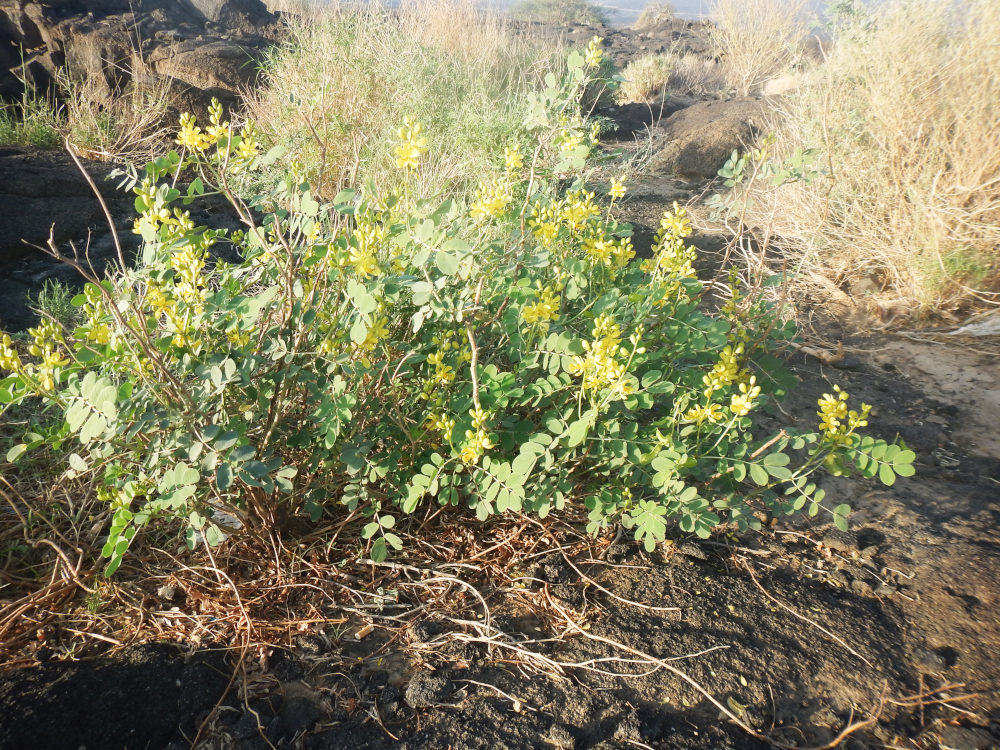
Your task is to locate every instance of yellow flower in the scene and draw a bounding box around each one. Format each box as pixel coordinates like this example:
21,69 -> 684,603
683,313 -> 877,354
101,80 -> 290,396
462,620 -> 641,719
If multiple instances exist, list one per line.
427,412 -> 456,443
683,403 -> 726,425
702,344 -> 743,396
0,333 -> 21,372
585,36 -> 604,68
608,176 -> 626,201
504,143 -> 524,172
521,286 -> 560,331
470,176 -> 512,220
349,246 -> 380,278
459,421 -> 494,466
817,385 -> 871,443
175,112 -> 213,152
730,376 -> 761,417
394,116 -> 428,171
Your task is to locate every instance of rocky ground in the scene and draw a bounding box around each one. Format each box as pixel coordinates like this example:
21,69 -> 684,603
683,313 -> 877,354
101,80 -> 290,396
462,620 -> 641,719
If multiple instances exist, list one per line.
1,10 -> 999,750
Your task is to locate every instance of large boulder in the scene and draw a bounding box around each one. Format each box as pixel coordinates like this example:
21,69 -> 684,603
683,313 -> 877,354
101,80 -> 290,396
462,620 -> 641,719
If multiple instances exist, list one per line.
0,0 -> 279,109
650,99 -> 765,181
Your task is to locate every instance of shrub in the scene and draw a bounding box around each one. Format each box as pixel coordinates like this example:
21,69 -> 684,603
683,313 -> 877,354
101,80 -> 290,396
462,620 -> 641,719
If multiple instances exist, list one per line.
707,0 -> 809,96
633,2 -> 675,31
510,0 -> 608,27
245,0 -> 561,201
617,52 -> 724,102
724,0 -> 1000,319
0,45 -> 911,577
32,280 -> 81,329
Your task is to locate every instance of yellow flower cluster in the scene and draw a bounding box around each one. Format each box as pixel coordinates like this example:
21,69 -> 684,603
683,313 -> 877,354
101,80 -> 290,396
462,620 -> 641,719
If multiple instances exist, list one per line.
0,333 -> 21,372
356,316 -> 390,363
470,176 -> 513,221
25,319 -> 69,391
729,375 -> 761,417
582,231 -> 633,269
504,143 -> 524,173
427,412 -> 456,444
608,176 -> 626,201
703,344 -> 743,396
585,36 -> 604,69
394,116 -> 428,171
817,385 -> 871,443
566,313 -> 635,399
460,406 -> 494,466
346,218 -> 388,278
521,285 -> 561,332
684,402 -> 725,425
640,206 -> 697,301
82,284 -> 112,346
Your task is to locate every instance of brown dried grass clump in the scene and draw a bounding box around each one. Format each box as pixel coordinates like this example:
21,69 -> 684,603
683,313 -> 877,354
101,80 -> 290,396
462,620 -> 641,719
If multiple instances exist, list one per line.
737,0 -> 1000,322
707,0 -> 809,96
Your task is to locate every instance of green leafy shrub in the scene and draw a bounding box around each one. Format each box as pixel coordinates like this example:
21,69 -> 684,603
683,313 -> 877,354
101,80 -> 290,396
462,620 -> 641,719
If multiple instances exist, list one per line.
510,0 -> 608,26
0,46 -> 912,576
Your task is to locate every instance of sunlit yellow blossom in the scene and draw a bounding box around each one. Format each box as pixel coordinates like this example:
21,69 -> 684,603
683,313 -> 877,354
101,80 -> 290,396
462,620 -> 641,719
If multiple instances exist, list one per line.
703,344 -> 743,396
349,246 -> 380,278
729,376 -> 761,417
521,285 -> 560,332
566,313 -> 636,400
683,403 -> 726,425
427,412 -> 456,443
0,333 -> 21,372
817,385 -> 871,443
585,36 -> 604,68
394,116 -> 428,171
504,143 -> 524,172
460,408 -> 494,465
608,176 -> 626,201
176,112 -> 213,152
470,176 -> 512,220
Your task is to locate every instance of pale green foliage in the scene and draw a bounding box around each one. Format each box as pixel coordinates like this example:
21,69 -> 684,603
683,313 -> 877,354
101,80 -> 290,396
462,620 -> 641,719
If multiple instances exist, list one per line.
0,47 -> 912,576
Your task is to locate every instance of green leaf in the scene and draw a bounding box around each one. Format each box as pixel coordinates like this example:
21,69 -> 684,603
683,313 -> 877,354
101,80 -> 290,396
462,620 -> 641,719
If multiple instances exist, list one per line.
748,463 -> 769,486
6,444 -> 27,463
68,453 -> 88,472
435,251 -> 459,276
878,462 -> 896,486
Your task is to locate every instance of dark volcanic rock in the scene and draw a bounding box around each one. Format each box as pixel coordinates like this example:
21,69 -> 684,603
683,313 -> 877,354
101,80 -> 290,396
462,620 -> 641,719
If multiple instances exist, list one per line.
0,0 -> 280,112
650,98 -> 765,180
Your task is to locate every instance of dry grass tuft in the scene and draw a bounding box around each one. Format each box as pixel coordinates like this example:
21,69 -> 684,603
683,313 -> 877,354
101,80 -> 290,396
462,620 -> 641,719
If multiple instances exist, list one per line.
632,1 -> 676,30
617,51 -> 725,102
58,70 -> 172,162
734,0 -> 1000,322
707,0 -> 809,96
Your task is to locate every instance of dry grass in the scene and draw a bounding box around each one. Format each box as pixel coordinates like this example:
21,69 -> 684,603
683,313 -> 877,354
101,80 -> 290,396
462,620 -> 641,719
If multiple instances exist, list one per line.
632,1 -> 675,30
617,51 -> 725,102
58,70 -> 172,162
735,0 -> 1000,322
707,0 -> 809,96
244,0 -> 560,199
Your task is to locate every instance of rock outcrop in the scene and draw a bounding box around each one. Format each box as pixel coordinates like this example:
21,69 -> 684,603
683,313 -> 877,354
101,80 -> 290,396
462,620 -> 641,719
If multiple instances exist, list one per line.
0,0 -> 280,112
650,99 -> 764,180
